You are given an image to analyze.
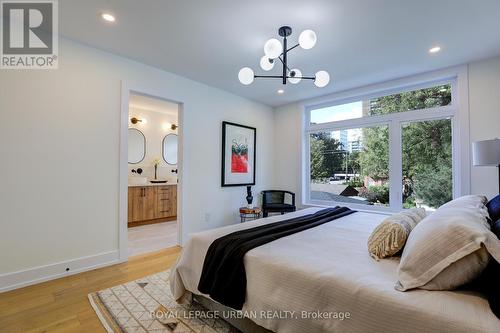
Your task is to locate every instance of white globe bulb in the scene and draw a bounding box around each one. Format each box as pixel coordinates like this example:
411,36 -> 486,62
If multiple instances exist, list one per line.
238,67 -> 254,85
288,69 -> 302,84
299,30 -> 317,50
260,56 -> 274,71
264,38 -> 282,59
314,70 -> 330,88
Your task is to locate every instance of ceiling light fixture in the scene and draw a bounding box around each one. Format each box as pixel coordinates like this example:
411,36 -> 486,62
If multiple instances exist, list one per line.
101,12 -> 116,23
239,26 -> 330,88
429,46 -> 441,54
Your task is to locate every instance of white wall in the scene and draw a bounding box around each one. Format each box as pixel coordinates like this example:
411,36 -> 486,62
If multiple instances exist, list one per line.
273,57 -> 500,207
128,107 -> 178,182
0,39 -> 274,282
468,56 -> 500,199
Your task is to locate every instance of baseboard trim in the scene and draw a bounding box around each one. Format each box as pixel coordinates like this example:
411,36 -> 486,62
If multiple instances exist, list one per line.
0,250 -> 122,293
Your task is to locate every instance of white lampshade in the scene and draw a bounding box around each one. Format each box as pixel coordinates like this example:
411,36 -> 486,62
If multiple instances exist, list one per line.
299,30 -> 317,49
314,70 -> 330,88
238,67 -> 254,85
472,139 -> 500,166
260,56 -> 274,71
264,38 -> 282,59
288,69 -> 302,84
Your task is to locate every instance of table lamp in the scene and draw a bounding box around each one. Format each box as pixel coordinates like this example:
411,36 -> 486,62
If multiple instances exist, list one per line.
472,138 -> 500,193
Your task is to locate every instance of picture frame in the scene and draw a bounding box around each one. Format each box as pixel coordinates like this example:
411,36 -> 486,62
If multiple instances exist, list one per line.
221,121 -> 256,187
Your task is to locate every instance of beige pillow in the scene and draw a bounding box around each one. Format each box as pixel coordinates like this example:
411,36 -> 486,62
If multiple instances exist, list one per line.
395,195 -> 500,291
367,208 -> 427,260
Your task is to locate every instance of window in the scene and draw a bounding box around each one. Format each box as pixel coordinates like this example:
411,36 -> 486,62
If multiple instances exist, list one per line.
305,80 -> 460,211
310,84 -> 451,125
310,125 -> 389,207
402,119 -> 452,209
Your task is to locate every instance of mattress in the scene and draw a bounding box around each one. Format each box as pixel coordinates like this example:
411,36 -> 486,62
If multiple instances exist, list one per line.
170,207 -> 499,333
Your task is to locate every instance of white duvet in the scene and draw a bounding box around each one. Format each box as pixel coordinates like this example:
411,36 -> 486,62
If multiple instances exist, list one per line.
171,208 -> 499,333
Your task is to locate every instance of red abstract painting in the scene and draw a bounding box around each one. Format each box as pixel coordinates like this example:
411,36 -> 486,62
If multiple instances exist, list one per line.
231,139 -> 248,173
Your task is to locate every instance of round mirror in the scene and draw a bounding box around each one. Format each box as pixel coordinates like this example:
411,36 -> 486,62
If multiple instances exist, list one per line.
163,134 -> 178,165
128,128 -> 146,164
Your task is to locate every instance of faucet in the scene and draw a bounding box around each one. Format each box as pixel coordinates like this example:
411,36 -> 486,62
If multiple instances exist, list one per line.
132,168 -> 143,175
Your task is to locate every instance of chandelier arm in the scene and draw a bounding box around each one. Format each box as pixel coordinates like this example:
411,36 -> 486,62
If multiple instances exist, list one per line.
277,56 -> 291,73
278,43 -> 300,58
254,75 -> 285,79
294,76 -> 316,80
253,75 -> 315,80
286,43 -> 300,54
282,36 -> 287,84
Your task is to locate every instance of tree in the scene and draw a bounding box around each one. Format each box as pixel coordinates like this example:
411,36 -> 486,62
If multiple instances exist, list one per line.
401,119 -> 452,205
413,160 -> 452,208
359,85 -> 453,207
310,133 -> 343,178
358,125 -> 389,180
310,136 -> 328,180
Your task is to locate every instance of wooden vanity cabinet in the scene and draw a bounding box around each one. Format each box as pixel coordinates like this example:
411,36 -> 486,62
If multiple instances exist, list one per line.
128,185 -> 177,227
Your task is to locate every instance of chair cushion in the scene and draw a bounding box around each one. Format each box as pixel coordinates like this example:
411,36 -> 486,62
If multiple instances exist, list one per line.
264,203 -> 295,210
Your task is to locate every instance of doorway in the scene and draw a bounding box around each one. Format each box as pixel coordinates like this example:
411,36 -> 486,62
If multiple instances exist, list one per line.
120,87 -> 182,259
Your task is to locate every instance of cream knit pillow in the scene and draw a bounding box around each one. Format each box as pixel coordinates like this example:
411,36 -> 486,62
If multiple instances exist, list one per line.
367,208 -> 427,260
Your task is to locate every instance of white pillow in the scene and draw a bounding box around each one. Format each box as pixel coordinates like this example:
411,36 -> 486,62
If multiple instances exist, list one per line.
439,194 -> 489,212
395,195 -> 500,291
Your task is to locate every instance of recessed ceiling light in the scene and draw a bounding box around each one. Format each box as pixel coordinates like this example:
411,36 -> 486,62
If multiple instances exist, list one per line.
277,89 -> 284,94
429,46 -> 441,54
101,12 -> 116,23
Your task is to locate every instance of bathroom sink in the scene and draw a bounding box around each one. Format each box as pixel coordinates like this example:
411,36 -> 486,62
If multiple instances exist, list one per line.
128,176 -> 148,185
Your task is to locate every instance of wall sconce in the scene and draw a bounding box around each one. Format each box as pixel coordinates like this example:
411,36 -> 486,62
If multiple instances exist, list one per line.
130,117 -> 146,125
171,124 -> 178,130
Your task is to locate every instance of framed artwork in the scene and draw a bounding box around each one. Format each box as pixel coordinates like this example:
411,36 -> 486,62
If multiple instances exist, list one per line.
221,121 -> 256,187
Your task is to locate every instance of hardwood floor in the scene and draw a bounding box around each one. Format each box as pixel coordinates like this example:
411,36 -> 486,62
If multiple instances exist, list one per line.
0,246 -> 181,333
128,221 -> 178,256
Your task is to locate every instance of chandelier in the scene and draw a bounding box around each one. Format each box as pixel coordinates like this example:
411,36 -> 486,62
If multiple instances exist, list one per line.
238,26 -> 330,88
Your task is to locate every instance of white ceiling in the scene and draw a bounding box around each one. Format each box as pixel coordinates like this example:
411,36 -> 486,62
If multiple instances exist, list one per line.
60,0 -> 500,107
129,93 -> 179,116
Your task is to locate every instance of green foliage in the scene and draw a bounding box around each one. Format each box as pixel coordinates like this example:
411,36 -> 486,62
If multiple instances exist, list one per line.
413,161 -> 453,208
344,178 -> 364,187
310,133 -> 344,179
401,119 -> 452,206
360,185 -> 390,204
310,136 -> 328,180
309,85 -> 453,208
359,125 -> 389,180
370,85 -> 451,115
403,196 -> 416,209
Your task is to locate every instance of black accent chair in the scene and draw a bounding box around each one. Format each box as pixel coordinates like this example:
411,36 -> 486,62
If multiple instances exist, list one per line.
261,190 -> 296,217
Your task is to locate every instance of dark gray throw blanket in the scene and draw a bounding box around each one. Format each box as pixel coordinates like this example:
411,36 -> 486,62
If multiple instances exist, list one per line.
197,207 -> 356,309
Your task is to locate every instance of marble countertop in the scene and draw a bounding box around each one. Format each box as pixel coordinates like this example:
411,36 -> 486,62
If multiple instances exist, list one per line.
128,182 -> 177,187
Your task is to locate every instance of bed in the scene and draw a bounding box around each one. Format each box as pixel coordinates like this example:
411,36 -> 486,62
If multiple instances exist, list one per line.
170,207 -> 499,333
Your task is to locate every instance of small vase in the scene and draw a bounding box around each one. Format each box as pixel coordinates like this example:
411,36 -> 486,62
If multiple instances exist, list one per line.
246,186 -> 253,209
154,165 -> 158,180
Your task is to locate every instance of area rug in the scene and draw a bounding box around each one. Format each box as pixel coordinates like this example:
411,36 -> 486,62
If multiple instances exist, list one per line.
88,270 -> 240,333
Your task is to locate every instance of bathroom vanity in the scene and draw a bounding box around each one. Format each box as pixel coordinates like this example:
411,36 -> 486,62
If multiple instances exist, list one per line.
128,184 -> 177,227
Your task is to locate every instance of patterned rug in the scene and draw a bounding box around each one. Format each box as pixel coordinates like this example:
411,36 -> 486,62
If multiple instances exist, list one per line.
88,270 -> 240,333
